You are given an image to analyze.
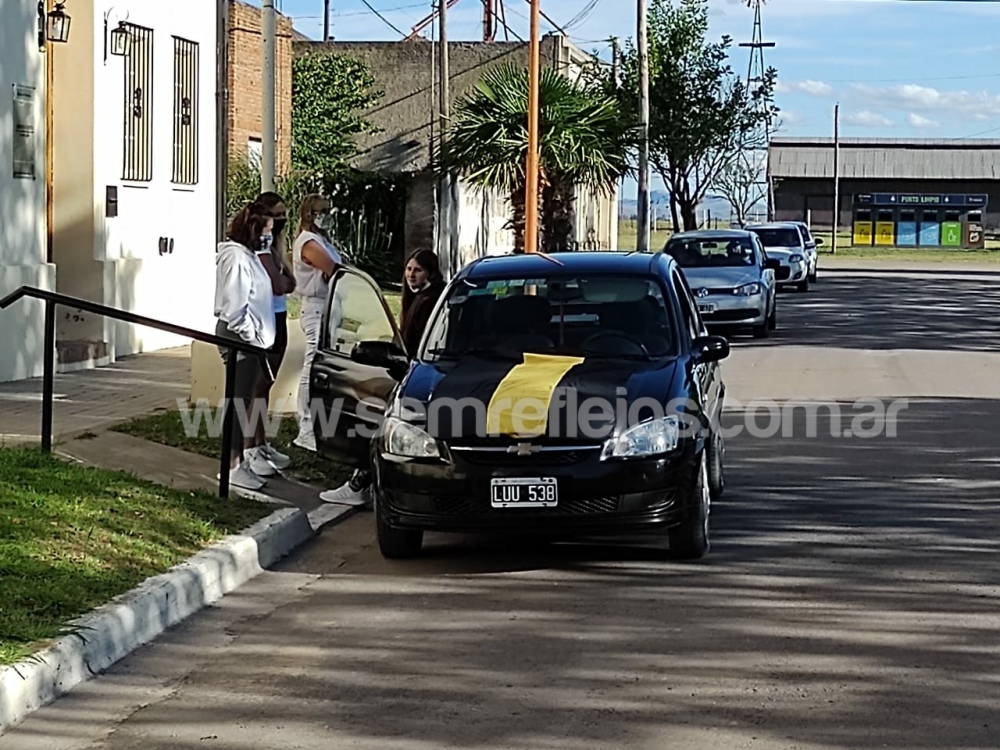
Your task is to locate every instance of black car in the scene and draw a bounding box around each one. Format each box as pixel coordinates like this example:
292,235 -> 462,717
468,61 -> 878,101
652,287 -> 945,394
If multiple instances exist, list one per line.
308,251 -> 730,560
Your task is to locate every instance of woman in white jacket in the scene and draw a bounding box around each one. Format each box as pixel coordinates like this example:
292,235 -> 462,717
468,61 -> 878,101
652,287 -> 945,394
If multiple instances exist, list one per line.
214,201 -> 277,491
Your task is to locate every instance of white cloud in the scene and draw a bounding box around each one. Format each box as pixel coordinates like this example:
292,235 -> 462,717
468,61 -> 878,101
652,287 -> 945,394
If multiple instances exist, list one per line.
777,79 -> 833,97
853,83 -> 1000,119
844,110 -> 893,127
908,113 -> 938,129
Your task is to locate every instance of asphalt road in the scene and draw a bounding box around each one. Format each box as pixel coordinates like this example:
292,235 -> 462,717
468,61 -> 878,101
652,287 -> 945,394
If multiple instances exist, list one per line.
5,264 -> 1000,749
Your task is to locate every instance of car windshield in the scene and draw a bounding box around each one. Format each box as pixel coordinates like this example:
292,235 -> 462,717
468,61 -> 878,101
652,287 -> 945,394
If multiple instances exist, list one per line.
420,273 -> 678,361
749,227 -> 800,248
664,236 -> 757,268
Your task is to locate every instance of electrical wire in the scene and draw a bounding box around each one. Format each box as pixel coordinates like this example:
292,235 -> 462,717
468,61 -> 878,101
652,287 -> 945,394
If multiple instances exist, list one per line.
291,4 -> 428,19
356,0 -> 407,34
563,0 -> 602,30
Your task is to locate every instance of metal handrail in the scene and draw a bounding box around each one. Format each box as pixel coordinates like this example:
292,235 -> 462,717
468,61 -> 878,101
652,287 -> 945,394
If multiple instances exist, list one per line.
0,286 -> 269,497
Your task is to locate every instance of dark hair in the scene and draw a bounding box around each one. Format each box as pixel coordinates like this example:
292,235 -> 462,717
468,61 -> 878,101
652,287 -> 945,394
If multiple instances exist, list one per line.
227,201 -> 272,252
401,249 -> 442,326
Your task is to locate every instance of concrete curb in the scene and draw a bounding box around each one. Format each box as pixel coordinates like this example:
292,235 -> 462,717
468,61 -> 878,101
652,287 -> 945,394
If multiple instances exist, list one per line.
0,503 -> 335,734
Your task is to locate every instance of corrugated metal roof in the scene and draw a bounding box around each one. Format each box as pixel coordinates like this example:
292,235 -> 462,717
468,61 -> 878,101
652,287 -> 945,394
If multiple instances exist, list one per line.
768,137 -> 1000,180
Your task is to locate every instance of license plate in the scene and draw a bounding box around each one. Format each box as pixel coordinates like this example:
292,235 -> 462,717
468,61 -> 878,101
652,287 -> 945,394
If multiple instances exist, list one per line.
490,477 -> 558,508
698,303 -> 716,313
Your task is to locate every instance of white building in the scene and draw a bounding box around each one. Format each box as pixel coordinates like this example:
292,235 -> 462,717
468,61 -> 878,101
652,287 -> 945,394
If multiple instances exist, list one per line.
0,0 -> 221,382
0,0 -> 55,382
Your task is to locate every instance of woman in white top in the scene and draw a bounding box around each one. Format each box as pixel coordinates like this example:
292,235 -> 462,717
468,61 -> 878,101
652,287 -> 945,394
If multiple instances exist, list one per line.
214,201 -> 278,491
292,194 -> 343,451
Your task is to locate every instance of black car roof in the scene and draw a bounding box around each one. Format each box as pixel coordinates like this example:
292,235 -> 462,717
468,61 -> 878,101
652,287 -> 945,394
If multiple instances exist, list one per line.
456,250 -> 668,281
667,229 -> 756,240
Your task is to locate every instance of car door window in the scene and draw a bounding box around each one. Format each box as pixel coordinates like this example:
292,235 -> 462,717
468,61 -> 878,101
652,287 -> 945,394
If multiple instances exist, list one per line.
327,271 -> 398,355
671,269 -> 703,339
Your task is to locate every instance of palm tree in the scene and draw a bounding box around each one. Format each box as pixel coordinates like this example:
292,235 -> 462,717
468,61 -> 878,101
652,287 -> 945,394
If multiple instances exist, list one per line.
439,63 -> 633,253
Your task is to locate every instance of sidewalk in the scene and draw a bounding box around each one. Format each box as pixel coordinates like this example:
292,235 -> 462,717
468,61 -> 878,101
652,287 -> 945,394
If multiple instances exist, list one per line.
0,346 -> 350,524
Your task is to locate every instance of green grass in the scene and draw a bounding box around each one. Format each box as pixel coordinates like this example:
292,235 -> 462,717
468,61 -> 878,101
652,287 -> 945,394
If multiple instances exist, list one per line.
112,408 -> 352,489
0,447 -> 273,666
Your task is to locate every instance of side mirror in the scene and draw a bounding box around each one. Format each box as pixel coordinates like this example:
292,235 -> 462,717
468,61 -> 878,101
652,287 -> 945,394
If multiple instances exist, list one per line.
351,340 -> 410,379
764,258 -> 781,271
691,335 -> 730,363
815,237 -> 824,246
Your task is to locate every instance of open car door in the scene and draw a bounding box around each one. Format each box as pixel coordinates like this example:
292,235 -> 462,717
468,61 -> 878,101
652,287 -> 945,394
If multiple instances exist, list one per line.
310,266 -> 408,468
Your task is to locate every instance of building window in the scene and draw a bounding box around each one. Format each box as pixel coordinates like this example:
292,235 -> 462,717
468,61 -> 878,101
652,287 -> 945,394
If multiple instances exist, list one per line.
122,24 -> 154,182
12,85 -> 36,180
172,37 -> 199,185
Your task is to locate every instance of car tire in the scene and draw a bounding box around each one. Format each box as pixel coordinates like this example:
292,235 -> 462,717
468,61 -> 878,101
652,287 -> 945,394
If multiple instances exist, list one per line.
767,302 -> 777,331
752,319 -> 770,339
668,452 -> 710,560
796,278 -> 810,292
707,428 -> 725,500
809,269 -> 818,282
376,493 -> 423,559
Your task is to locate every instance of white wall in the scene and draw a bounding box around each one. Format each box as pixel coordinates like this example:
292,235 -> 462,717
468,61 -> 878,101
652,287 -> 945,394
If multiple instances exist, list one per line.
91,0 -> 219,357
0,0 -> 56,382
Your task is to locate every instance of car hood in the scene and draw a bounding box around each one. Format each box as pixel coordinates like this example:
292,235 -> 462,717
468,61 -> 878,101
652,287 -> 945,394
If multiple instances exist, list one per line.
394,354 -> 685,442
679,267 -> 760,290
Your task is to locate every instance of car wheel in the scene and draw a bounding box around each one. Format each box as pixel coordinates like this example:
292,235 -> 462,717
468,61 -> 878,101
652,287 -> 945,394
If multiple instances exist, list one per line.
376,492 -> 423,559
752,318 -> 770,339
767,301 -> 777,331
668,452 -> 710,560
796,278 -> 810,292
707,428 -> 725,500
809,269 -> 818,282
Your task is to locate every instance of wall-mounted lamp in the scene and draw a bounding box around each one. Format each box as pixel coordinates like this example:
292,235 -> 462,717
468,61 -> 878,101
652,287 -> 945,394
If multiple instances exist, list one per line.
38,1 -> 72,48
103,8 -> 131,62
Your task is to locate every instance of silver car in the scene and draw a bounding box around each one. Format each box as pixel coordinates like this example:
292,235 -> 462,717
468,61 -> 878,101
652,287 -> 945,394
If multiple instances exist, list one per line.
745,223 -> 811,292
788,221 -> 820,282
664,229 -> 779,339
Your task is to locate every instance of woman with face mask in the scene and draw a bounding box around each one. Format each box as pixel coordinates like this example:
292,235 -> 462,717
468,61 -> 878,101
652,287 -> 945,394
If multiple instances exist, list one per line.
399,248 -> 445,357
250,191 -> 296,471
214,201 -> 278,491
290,194 -> 343,453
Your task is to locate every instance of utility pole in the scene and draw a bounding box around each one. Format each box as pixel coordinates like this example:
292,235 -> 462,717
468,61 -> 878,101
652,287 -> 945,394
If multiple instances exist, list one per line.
323,0 -> 330,41
832,102 -> 840,255
524,0 -> 541,253
636,0 -> 651,252
610,36 -> 620,84
262,0 -> 276,193
437,0 -> 452,271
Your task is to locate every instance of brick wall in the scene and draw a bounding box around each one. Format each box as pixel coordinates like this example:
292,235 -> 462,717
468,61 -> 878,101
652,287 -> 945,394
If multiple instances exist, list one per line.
227,0 -> 293,173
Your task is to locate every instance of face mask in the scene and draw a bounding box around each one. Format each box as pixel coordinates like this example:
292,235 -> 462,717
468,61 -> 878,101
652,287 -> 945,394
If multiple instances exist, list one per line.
271,218 -> 286,235
259,234 -> 273,251
408,280 -> 430,293
314,213 -> 335,232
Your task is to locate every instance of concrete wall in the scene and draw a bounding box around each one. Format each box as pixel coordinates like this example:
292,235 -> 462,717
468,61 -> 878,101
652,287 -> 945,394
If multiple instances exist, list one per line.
0,0 -> 57,382
774,177 -> 1000,230
50,0 -> 219,370
227,0 -> 293,172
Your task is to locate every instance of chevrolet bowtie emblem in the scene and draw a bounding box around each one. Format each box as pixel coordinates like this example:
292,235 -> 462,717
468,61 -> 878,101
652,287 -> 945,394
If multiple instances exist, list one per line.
508,442 -> 540,455
696,287 -> 709,298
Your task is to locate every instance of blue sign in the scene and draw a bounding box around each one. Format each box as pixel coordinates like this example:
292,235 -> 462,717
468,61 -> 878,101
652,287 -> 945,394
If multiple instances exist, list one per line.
918,221 -> 940,246
897,222 -> 917,246
857,193 -> 988,208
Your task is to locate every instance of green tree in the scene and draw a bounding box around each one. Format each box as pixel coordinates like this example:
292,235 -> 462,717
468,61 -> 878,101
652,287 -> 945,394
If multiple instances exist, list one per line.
598,0 -> 777,231
439,63 -> 632,253
291,52 -> 383,177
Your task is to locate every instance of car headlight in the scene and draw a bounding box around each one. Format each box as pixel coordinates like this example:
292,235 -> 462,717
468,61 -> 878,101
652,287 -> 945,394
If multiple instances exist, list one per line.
789,254 -> 804,263
601,416 -> 680,459
733,282 -> 761,296
383,417 -> 440,458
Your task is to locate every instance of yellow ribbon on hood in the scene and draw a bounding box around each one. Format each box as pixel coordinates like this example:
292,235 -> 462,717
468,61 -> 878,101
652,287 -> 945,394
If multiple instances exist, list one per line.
486,353 -> 585,437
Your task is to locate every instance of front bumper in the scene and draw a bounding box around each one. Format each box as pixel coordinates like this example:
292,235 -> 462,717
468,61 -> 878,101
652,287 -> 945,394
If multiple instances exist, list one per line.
696,291 -> 768,325
374,441 -> 701,535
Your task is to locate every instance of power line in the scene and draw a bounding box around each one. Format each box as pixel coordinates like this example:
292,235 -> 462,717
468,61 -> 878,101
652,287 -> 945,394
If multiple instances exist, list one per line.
356,0 -> 407,34
291,4 -> 428,19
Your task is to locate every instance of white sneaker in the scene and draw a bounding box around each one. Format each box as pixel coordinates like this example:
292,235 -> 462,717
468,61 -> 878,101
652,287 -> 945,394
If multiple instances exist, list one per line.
293,430 -> 317,453
260,443 -> 291,470
319,482 -> 370,507
218,461 -> 266,490
244,447 -> 276,477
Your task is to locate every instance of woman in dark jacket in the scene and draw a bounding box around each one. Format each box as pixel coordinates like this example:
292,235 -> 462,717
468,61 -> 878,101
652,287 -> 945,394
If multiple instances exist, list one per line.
400,249 -> 445,356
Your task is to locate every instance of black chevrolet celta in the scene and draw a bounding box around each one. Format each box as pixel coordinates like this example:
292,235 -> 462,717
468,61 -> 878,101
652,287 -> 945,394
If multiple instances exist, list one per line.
308,250 -> 730,560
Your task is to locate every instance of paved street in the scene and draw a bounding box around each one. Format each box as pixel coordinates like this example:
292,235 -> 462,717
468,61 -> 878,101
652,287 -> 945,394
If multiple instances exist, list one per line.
4,264 -> 1000,749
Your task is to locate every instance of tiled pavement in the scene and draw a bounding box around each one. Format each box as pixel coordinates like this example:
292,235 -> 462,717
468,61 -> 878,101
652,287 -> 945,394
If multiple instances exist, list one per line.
0,347 -> 190,446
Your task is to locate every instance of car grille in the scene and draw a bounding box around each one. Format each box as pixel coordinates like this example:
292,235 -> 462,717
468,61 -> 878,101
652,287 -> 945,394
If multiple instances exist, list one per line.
704,309 -> 757,322
433,495 -> 622,516
455,449 -> 596,466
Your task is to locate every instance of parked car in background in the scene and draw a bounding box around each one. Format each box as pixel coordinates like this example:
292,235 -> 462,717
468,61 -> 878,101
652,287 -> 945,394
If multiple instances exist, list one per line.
309,251 -> 731,560
664,229 -> 780,339
789,221 -> 821,282
745,223 -> 811,292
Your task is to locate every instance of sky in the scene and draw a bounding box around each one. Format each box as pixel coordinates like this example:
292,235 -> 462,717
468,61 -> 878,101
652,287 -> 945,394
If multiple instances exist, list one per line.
253,0 -> 1000,197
